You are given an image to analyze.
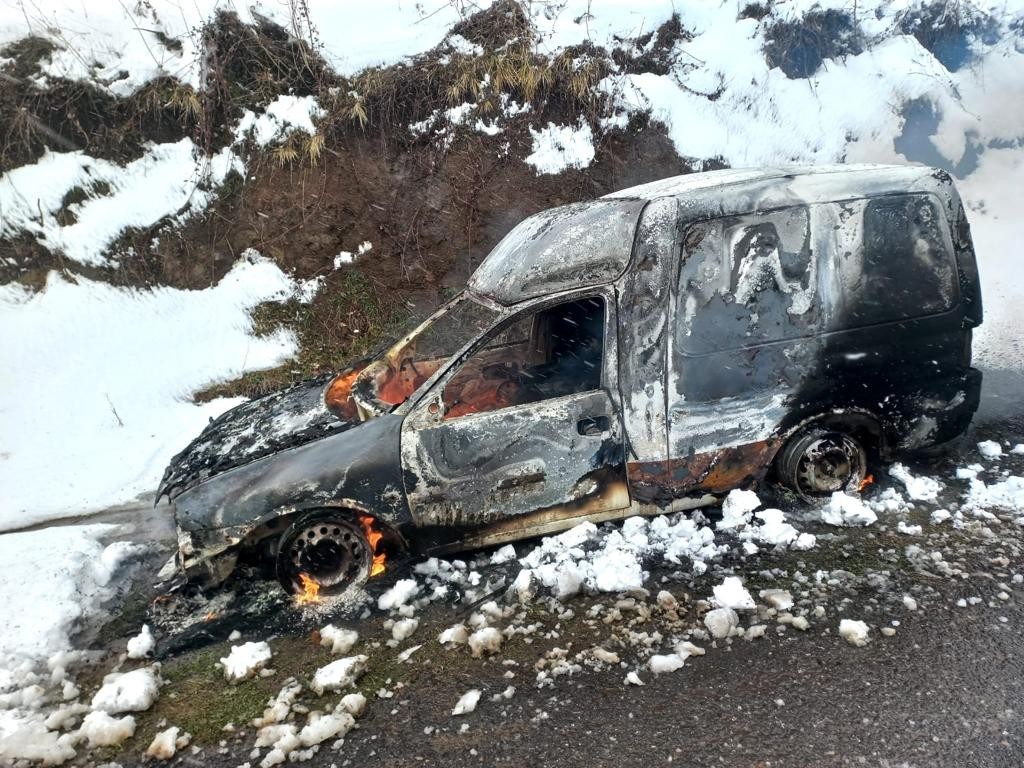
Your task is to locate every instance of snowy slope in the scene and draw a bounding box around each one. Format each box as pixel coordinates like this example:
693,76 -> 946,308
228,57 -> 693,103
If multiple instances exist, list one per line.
0,255 -> 300,527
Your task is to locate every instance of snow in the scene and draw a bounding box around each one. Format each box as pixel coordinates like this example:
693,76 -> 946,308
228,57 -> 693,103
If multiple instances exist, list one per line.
337,692 -> 367,717
712,576 -> 755,611
889,464 -> 941,502
649,654 -> 685,675
703,607 -> 739,639
820,492 -> 878,527
220,642 -> 273,682
311,655 -> 367,695
146,725 -> 180,760
319,625 -> 358,655
838,619 -> 871,647
390,618 -> 419,642
0,525 -> 141,679
438,624 -> 469,646
91,666 -> 161,714
978,440 -> 1004,459
749,509 -> 816,549
79,710 -> 136,747
236,95 -> 324,147
377,579 -> 419,611
759,589 -> 794,611
298,712 -> 354,747
126,625 -> 154,659
451,689 -> 481,716
964,475 -> 1024,513
0,140 -> 241,268
0,254 -> 300,527
525,119 -> 596,175
719,489 -> 761,530
468,627 -> 503,658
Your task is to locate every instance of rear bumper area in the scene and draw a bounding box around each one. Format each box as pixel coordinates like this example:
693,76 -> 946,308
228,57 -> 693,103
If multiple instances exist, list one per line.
894,368 -> 982,451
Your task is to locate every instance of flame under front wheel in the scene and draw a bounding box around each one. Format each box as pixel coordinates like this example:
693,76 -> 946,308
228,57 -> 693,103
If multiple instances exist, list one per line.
778,428 -> 867,500
276,513 -> 371,596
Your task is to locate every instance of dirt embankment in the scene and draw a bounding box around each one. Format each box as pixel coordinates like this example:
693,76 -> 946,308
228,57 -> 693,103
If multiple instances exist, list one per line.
0,2 -> 698,397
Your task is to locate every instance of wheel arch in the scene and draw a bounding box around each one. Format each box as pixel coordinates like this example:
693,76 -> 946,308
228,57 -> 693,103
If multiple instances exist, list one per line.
777,408 -> 887,462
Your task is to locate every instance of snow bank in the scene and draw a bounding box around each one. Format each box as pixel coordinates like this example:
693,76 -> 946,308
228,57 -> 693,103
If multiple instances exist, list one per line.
0,525 -> 141,676
0,255 -> 301,528
964,475 -> 1024,514
0,140 -> 240,267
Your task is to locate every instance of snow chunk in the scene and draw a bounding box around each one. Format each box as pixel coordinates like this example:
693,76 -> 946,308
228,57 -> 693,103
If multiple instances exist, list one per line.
438,624 -> 470,646
146,726 -> 181,760
378,579 -> 419,611
964,475 -> 1024,513
452,689 -> 481,716
221,642 -> 272,682
703,607 -> 739,639
126,625 -> 154,659
838,619 -> 871,647
759,589 -> 794,611
391,618 -> 419,642
468,627 -> 503,658
889,463 -> 941,501
0,720 -> 76,764
751,508 -> 816,549
337,692 -> 367,717
299,712 -> 354,747
525,119 -> 595,174
712,576 -> 755,610
719,489 -> 761,529
80,711 -> 136,747
821,492 -> 877,527
311,655 -> 367,695
91,666 -> 161,713
649,654 -> 685,674
319,625 -> 358,655
978,440 -> 1004,458
490,544 -> 517,564
896,521 -> 923,536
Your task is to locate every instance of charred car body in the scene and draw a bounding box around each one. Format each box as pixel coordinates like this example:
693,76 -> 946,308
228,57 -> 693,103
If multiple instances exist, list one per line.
158,165 -> 983,594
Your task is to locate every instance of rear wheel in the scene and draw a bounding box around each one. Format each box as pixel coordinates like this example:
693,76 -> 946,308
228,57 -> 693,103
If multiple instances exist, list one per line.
276,513 -> 371,596
777,428 -> 867,501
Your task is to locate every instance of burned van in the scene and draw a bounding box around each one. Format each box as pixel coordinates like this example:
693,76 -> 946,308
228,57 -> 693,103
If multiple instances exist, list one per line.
158,164 -> 982,594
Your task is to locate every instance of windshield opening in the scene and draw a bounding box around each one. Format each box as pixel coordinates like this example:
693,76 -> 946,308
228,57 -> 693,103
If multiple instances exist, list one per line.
324,292 -> 502,419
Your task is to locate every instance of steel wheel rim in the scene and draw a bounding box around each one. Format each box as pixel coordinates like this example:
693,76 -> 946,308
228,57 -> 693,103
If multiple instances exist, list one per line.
284,517 -> 369,592
794,435 -> 865,495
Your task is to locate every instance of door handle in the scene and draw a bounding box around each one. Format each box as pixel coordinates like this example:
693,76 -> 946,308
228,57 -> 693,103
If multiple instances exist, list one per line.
577,415 -> 610,436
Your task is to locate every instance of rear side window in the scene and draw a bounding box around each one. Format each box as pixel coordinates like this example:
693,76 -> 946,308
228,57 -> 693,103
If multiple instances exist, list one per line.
677,205 -> 817,354
849,194 -> 956,325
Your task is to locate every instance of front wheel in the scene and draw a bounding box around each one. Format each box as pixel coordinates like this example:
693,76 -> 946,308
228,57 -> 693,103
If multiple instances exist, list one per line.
276,513 -> 372,597
776,428 -> 867,501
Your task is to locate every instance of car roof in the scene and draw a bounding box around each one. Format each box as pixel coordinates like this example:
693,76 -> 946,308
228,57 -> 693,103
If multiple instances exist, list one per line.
602,163 -> 943,202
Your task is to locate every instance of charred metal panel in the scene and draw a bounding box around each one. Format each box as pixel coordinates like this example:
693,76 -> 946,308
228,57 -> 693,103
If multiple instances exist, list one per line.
469,199 -> 646,305
403,389 -> 627,528
172,413 -> 409,535
617,197 -> 677,502
157,373 -> 354,500
628,439 -> 780,499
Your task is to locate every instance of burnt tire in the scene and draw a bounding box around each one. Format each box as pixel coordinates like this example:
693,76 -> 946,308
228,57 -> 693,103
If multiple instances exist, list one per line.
276,513 -> 371,596
777,428 -> 867,501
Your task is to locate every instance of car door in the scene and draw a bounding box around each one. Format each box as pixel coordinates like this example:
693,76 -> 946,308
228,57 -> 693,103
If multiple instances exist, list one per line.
400,292 -> 630,530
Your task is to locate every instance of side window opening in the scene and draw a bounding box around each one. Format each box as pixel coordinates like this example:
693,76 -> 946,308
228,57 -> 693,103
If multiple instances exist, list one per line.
849,194 -> 955,325
442,297 -> 605,419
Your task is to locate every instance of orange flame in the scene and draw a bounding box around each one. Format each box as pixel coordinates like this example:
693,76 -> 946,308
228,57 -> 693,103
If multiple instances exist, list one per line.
358,514 -> 387,577
858,473 -> 874,492
295,573 -> 321,605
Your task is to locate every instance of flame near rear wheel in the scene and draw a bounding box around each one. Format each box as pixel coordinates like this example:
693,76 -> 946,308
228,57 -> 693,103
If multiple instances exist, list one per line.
276,511 -> 389,600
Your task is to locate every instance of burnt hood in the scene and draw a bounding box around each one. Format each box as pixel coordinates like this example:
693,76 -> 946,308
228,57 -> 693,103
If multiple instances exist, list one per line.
157,373 -> 354,501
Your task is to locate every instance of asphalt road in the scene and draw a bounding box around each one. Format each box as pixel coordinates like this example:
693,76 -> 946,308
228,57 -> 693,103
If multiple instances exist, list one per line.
82,368 -> 1024,768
